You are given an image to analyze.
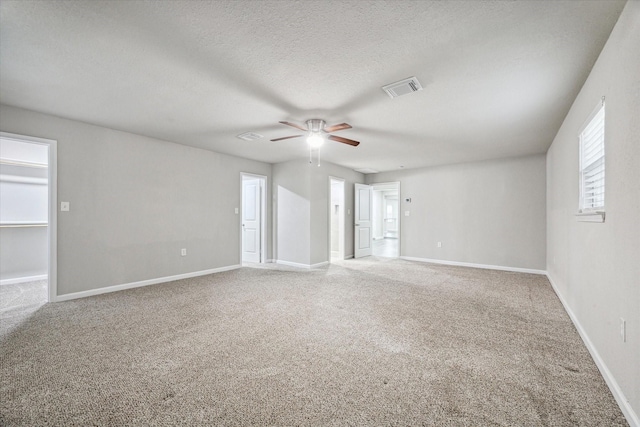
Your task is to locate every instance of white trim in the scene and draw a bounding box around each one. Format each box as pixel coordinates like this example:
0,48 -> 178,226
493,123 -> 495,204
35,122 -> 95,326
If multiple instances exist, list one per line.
276,260 -> 311,269
55,265 -> 240,302
266,258 -> 276,263
310,261 -> 329,269
400,256 -> 546,275
275,260 -> 329,269
0,274 -> 48,286
547,273 -> 639,427
0,132 -> 57,304
575,211 -> 605,222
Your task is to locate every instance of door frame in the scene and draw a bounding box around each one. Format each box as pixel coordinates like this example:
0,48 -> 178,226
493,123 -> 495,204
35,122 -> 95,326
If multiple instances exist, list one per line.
328,176 -> 345,262
0,131 -> 58,302
240,172 -> 267,264
371,181 -> 401,258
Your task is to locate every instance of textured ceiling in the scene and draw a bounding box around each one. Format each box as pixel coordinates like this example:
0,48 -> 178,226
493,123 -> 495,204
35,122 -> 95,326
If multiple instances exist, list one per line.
0,0 -> 626,172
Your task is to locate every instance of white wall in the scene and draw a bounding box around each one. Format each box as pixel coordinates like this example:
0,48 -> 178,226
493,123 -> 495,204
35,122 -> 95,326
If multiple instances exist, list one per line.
366,154 -> 547,271
330,180 -> 343,255
546,2 -> 639,422
0,104 -> 272,296
0,227 -> 48,281
0,138 -> 49,282
372,190 -> 384,239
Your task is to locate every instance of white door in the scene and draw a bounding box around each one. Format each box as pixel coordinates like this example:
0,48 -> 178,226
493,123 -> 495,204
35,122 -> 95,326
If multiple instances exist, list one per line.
242,178 -> 261,263
354,183 -> 372,258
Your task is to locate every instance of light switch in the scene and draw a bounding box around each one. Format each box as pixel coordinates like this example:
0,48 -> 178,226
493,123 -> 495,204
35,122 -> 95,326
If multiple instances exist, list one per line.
347,209 -> 351,215
234,208 -> 239,214
61,202 -> 70,211
405,211 -> 410,216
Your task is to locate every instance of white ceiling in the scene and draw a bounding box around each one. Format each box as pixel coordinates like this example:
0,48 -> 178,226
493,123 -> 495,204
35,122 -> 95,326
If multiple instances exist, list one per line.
0,0 -> 626,172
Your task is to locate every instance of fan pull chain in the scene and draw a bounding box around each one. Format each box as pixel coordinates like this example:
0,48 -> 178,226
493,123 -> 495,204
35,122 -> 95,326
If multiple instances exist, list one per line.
317,148 -> 321,167
309,148 -> 312,164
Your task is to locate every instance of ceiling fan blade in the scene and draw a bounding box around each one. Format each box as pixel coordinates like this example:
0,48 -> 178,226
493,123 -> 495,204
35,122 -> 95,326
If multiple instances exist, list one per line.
270,135 -> 303,142
324,123 -> 352,133
279,121 -> 308,132
328,135 -> 360,147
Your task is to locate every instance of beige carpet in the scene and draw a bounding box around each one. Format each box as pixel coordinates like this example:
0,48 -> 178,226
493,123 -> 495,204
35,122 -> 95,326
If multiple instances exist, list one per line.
0,258 -> 627,426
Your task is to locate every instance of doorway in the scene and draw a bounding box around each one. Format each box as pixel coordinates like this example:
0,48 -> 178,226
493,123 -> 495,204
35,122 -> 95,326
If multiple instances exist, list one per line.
371,182 -> 400,258
329,177 -> 345,261
241,173 -> 266,264
0,132 -> 57,305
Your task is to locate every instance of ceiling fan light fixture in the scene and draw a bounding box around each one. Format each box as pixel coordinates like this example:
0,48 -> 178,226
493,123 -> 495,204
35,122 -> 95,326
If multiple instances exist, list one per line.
307,133 -> 325,148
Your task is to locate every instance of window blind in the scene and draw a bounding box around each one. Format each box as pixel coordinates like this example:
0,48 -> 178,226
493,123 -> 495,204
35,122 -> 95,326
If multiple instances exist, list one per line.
579,104 -> 605,211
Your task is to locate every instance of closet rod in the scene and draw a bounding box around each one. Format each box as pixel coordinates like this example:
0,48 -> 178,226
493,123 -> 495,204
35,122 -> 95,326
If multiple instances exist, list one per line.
0,222 -> 48,228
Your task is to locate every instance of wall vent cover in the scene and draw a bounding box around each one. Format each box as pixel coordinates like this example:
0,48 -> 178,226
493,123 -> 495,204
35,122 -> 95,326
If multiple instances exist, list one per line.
382,76 -> 423,98
237,132 -> 263,141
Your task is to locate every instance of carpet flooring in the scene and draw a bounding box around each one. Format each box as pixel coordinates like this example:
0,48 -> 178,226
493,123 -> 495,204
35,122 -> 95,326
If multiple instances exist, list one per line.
0,280 -> 47,314
0,258 -> 627,426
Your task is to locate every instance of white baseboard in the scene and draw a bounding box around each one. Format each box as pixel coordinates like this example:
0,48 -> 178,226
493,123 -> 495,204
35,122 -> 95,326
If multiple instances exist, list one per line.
275,260 -> 310,269
310,261 -> 329,269
54,265 -> 241,302
344,254 -> 354,260
400,256 -> 546,275
546,274 -> 639,427
275,260 -> 329,269
0,274 -> 48,286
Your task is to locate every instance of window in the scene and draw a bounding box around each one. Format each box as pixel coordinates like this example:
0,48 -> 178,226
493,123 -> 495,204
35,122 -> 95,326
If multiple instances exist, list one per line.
578,99 -> 605,219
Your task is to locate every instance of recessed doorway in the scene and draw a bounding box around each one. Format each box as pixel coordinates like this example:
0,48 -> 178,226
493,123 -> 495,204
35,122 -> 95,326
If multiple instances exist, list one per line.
329,177 -> 345,262
0,132 -> 57,307
371,182 -> 400,258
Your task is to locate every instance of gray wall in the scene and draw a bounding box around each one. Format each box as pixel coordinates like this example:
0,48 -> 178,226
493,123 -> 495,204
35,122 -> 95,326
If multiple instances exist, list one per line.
547,1 -> 639,418
366,154 -> 547,270
273,160 -> 311,265
0,105 -> 272,296
273,159 -> 363,266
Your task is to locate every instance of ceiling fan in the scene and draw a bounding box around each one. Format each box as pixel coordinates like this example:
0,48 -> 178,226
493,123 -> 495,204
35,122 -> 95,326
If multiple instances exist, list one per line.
271,119 -> 360,147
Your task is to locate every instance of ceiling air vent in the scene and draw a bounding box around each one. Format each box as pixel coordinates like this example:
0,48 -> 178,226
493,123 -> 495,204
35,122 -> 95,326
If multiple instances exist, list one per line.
354,168 -> 379,174
236,132 -> 263,141
382,76 -> 423,98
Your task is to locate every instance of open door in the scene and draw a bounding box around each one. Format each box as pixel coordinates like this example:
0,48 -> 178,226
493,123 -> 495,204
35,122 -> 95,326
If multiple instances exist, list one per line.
241,177 -> 262,263
354,183 -> 372,258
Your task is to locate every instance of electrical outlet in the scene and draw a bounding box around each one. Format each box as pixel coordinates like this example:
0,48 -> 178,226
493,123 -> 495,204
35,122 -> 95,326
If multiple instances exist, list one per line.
61,202 -> 70,211
181,248 -> 187,257
620,318 -> 626,342
437,242 -> 442,248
